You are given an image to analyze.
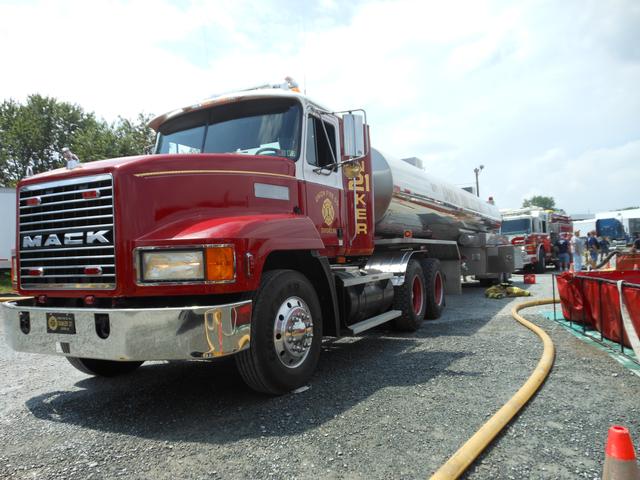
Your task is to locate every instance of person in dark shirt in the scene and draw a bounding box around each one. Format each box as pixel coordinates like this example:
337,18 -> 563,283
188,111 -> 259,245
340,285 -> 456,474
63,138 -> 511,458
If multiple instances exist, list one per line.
599,236 -> 610,262
586,231 -> 599,269
633,232 -> 640,253
555,234 -> 571,271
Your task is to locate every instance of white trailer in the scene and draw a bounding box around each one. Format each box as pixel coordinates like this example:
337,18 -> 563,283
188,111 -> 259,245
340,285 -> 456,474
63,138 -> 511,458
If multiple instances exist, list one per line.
573,219 -> 596,237
0,187 -> 16,269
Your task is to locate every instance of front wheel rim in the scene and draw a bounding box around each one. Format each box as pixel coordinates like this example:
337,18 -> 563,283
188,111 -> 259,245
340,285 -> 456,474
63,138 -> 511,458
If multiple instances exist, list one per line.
273,296 -> 313,369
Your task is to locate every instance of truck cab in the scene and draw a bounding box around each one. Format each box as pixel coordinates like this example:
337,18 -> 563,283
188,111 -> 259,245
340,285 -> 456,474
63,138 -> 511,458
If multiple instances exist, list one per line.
500,207 -> 572,273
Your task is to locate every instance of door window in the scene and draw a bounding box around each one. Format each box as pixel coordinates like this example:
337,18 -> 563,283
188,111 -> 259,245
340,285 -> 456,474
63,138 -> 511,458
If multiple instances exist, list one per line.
306,116 -> 337,169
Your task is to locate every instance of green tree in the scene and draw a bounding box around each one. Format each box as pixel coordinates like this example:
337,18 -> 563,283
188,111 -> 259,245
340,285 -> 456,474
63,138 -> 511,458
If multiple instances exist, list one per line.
522,195 -> 556,210
114,114 -> 157,156
0,95 -> 155,186
73,113 -> 156,161
0,95 -> 92,185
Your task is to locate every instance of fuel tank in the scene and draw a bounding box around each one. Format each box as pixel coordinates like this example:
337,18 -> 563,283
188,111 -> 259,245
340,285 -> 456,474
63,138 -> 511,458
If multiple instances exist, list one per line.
371,148 -> 502,241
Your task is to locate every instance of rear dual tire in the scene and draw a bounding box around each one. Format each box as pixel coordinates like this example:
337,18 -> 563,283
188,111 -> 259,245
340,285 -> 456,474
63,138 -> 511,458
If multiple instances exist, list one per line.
392,258 -> 445,332
422,258 -> 445,320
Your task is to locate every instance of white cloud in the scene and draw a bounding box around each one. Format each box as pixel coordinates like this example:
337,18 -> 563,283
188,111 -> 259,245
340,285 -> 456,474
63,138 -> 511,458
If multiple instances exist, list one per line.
514,141 -> 640,212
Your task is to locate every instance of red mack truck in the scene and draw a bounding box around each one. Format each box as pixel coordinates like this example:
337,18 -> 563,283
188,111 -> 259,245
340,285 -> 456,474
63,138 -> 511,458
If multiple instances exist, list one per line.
3,85 -> 515,394
500,207 -> 573,273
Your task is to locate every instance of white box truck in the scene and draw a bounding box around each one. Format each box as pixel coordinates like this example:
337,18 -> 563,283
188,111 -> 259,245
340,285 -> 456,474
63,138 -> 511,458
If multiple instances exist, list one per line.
0,187 -> 16,269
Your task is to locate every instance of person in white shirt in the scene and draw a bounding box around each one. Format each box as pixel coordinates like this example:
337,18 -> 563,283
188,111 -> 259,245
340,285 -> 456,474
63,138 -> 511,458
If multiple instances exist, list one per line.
570,230 -> 584,272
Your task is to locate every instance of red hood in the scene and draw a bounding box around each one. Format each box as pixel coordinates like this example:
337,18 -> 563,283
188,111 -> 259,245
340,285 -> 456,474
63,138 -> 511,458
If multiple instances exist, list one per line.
18,155 -> 144,187
18,153 -> 296,189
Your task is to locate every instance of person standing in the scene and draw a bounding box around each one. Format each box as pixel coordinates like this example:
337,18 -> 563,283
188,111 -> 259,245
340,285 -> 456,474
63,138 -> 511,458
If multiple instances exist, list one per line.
570,230 -> 584,272
632,232 -> 640,253
586,231 -> 599,269
61,147 -> 80,169
555,234 -> 571,271
599,236 -> 610,262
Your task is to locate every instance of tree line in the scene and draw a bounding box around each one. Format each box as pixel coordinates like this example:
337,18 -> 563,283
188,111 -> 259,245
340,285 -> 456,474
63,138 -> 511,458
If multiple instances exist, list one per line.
0,94 -> 155,186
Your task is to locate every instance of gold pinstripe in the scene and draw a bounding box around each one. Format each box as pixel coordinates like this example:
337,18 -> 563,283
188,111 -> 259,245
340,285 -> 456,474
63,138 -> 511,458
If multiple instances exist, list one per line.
134,169 -> 293,179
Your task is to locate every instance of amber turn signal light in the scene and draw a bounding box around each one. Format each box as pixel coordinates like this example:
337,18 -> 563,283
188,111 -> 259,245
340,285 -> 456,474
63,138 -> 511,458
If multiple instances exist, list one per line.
205,246 -> 235,282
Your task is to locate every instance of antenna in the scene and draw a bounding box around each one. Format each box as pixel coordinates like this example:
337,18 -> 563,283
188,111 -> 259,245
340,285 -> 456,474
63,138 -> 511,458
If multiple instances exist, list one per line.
301,14 -> 307,95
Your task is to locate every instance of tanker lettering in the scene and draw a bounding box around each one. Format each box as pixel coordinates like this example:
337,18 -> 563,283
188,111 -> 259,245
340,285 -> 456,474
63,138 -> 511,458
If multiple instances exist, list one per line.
348,161 -> 370,235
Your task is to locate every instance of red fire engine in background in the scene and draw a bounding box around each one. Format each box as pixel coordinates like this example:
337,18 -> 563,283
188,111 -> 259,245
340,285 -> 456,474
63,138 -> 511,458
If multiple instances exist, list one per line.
500,207 -> 573,273
3,82 -> 516,394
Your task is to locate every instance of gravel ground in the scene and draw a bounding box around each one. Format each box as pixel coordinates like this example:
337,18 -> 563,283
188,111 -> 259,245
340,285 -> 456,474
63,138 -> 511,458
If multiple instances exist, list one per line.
1,273 -> 639,479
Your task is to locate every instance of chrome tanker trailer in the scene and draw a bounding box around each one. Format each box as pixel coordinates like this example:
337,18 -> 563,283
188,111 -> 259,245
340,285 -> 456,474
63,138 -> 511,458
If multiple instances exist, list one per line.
370,148 -> 515,285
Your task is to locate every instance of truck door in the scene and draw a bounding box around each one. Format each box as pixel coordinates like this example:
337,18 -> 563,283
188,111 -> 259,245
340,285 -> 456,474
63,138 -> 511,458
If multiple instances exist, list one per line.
302,114 -> 343,255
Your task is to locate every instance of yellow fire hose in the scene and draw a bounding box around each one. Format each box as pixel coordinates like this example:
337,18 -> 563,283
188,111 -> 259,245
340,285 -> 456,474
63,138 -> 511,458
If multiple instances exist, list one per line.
430,298 -> 557,480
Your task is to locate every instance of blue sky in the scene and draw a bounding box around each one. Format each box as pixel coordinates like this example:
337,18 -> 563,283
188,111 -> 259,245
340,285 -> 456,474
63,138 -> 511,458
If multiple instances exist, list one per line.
1,0 -> 639,214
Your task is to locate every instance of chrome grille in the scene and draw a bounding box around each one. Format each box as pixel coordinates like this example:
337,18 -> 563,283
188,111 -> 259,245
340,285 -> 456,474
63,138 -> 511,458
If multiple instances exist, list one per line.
19,173 -> 116,290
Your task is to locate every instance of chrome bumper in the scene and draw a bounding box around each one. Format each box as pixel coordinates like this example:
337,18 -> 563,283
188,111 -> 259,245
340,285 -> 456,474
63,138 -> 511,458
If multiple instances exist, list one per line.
1,300 -> 252,361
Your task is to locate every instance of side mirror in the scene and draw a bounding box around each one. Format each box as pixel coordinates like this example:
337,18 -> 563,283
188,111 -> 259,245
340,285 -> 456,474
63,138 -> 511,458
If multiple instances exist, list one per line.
342,114 -> 364,158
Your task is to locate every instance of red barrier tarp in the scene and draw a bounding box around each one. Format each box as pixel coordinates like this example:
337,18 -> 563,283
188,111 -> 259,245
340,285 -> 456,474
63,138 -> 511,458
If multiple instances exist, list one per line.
556,271 -> 640,348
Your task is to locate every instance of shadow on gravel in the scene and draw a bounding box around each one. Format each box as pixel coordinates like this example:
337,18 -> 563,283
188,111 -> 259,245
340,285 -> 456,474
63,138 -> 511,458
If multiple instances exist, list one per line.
24,284 -> 505,444
25,335 -> 472,444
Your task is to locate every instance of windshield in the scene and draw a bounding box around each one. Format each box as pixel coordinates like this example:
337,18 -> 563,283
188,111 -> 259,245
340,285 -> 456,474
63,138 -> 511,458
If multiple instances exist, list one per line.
501,218 -> 532,235
155,98 -> 302,159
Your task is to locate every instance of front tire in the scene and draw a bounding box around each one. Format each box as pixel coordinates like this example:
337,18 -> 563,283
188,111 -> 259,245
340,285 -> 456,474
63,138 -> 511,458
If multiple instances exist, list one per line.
66,357 -> 143,377
236,270 -> 322,395
534,248 -> 546,273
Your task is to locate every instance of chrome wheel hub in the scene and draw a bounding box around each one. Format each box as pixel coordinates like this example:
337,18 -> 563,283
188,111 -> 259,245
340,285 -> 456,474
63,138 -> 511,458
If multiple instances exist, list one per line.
273,296 -> 313,368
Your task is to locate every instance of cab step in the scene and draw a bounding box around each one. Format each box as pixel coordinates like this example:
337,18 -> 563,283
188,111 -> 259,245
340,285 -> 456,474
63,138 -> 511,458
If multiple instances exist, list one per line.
347,310 -> 402,335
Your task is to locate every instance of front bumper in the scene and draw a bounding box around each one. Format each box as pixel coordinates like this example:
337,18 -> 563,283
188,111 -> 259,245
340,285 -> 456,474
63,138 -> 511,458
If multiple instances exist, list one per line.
1,300 -> 252,361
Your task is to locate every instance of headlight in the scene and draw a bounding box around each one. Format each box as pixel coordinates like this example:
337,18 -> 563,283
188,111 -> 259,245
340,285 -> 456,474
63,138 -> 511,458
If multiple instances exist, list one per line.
141,250 -> 204,282
139,246 -> 236,283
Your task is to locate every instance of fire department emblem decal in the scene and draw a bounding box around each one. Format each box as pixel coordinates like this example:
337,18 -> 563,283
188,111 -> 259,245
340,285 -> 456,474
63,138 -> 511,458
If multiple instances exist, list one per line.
321,198 -> 335,226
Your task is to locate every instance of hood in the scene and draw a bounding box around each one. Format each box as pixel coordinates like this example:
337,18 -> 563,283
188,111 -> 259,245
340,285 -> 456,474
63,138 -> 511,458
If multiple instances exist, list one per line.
18,155 -> 145,188
18,153 -> 296,189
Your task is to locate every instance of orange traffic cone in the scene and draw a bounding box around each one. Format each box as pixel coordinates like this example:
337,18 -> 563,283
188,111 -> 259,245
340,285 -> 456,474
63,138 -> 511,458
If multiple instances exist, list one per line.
603,425 -> 640,480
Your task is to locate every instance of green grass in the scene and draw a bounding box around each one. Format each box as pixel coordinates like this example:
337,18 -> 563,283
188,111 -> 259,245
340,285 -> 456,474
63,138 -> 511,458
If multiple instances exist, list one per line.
0,269 -> 15,294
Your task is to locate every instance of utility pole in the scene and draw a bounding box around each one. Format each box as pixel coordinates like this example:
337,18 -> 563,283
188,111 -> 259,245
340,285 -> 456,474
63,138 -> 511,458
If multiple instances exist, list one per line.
474,165 -> 484,197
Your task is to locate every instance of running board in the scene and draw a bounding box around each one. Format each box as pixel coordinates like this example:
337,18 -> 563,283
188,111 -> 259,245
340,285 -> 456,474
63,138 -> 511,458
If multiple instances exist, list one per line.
338,271 -> 393,287
348,310 -> 402,335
